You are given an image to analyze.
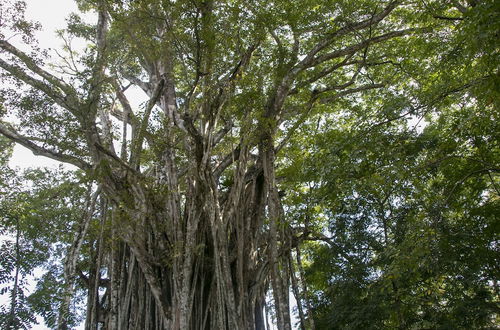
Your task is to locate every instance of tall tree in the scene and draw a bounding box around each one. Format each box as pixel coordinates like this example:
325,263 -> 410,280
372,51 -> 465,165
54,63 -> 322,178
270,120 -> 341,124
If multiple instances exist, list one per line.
281,0 -> 499,328
1,0 -> 496,329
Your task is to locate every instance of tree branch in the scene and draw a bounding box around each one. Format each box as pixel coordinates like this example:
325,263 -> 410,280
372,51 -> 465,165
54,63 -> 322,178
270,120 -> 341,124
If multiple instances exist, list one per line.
0,58 -> 78,114
0,122 -> 91,169
130,78 -> 165,168
289,54 -> 357,95
0,40 -> 75,94
318,83 -> 384,104
307,28 -> 419,68
86,3 -> 109,120
296,0 -> 402,69
121,73 -> 151,95
214,145 -> 241,178
451,0 -> 468,14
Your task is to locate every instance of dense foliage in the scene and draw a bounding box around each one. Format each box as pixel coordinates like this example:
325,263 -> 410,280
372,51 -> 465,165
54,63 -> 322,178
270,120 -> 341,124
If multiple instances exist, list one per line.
0,0 -> 498,329
279,2 -> 500,328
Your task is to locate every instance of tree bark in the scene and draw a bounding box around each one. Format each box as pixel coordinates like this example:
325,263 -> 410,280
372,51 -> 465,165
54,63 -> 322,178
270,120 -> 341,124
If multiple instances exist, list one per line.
6,217 -> 21,330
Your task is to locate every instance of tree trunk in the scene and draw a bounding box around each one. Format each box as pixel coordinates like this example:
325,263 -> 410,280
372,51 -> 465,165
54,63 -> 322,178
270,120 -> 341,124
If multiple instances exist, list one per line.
73,131 -> 295,330
58,187 -> 100,330
6,217 -> 21,330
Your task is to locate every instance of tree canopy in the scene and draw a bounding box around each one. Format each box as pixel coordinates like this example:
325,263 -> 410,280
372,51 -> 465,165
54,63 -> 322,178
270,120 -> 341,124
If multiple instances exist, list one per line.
0,0 -> 498,329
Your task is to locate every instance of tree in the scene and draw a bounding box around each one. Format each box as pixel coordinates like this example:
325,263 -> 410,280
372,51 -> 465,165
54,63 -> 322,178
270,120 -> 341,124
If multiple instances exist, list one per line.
0,0 -> 497,329
0,166 -> 91,329
280,1 -> 499,328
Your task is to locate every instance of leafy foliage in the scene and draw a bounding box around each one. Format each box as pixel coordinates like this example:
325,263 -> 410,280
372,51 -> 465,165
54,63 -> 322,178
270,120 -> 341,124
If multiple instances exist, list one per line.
0,168 -> 89,328
280,2 -> 500,328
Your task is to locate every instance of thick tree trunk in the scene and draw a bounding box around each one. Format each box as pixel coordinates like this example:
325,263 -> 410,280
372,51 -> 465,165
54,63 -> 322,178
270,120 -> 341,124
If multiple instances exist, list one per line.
76,141 -> 291,330
76,53 -> 295,330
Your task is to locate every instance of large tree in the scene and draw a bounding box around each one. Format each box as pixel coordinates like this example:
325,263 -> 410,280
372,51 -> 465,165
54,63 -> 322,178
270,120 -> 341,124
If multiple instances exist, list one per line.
0,0 -> 496,329
282,1 -> 499,328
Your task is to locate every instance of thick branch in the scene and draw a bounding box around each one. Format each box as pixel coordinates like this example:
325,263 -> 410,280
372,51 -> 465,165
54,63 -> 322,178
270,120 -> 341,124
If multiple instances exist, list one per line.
85,3 -> 109,120
307,29 -> 418,68
212,119 -> 233,148
0,122 -> 91,169
121,73 -> 151,94
214,145 -> 241,178
276,97 -> 316,154
0,40 -> 75,94
94,142 -> 139,174
318,83 -> 385,104
0,59 -> 78,114
290,54 -> 357,95
451,0 -> 468,14
130,78 -> 165,168
296,0 -> 401,69
302,233 -> 355,264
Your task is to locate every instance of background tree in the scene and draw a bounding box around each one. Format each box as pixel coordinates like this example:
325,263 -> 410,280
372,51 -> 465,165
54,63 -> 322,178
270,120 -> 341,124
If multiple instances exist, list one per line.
281,1 -> 499,328
0,166 -> 92,329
